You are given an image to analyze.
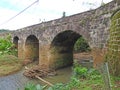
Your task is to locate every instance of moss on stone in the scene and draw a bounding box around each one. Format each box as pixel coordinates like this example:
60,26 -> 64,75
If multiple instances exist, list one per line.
107,9 -> 120,76
111,8 -> 120,19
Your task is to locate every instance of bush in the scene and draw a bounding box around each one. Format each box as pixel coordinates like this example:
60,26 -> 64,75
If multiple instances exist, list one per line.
73,62 -> 101,80
87,68 -> 102,80
0,34 -> 17,55
73,65 -> 88,78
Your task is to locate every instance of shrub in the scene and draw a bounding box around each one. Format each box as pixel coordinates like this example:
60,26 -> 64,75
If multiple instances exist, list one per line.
73,65 -> 88,78
0,34 -> 17,55
87,68 -> 102,80
73,62 -> 101,80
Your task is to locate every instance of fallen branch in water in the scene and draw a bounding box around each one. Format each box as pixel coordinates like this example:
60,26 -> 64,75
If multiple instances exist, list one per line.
35,75 -> 53,86
24,66 -> 53,86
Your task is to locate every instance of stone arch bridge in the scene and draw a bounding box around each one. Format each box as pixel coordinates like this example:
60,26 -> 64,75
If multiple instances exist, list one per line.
9,1 -> 120,69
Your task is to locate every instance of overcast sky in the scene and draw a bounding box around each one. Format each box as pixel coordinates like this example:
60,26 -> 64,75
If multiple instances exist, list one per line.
0,0 -> 113,30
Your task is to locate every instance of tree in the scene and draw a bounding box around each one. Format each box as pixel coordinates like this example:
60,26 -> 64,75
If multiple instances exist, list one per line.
74,37 -> 90,52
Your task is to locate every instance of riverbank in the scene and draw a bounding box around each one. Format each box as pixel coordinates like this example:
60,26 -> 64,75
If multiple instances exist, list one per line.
0,66 -> 72,90
0,52 -> 92,77
0,54 -> 22,77
1,53 -> 120,90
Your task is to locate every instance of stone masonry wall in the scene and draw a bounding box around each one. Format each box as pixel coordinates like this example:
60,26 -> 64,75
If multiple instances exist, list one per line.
8,1 -> 120,68
12,1 -> 118,48
107,9 -> 120,76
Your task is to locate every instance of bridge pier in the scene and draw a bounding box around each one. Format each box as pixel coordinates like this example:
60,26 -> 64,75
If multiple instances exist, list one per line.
39,45 -> 50,68
18,39 -> 25,60
39,44 -> 73,69
49,46 -> 73,69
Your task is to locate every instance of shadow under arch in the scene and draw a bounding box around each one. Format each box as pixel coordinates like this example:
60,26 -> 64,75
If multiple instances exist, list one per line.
50,30 -> 83,69
13,36 -> 19,56
25,35 -> 39,63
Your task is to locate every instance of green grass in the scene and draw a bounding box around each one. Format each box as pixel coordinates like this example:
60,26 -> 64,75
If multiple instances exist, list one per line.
0,54 -> 23,76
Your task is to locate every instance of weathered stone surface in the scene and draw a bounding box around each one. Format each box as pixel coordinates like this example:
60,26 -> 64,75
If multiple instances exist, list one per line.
1,1 -> 120,69
11,1 -> 118,48
107,9 -> 120,76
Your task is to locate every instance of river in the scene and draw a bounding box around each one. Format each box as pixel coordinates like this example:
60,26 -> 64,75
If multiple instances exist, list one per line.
0,52 -> 93,90
0,67 -> 72,90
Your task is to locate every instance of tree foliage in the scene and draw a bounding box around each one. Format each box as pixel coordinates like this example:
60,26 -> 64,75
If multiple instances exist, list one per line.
0,29 -> 10,33
74,37 -> 90,52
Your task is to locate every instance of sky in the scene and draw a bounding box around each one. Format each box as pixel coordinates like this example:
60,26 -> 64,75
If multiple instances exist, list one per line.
0,0 -> 113,30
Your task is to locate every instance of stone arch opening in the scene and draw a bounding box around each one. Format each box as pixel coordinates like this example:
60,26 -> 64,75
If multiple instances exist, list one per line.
25,35 -> 39,63
50,30 -> 90,69
13,36 -> 19,56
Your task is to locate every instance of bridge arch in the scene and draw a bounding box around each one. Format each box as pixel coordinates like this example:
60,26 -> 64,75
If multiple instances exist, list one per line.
13,36 -> 19,48
50,30 -> 90,69
25,35 -> 39,63
13,36 -> 19,56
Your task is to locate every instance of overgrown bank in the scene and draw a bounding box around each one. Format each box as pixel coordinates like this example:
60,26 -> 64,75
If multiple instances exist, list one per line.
0,34 -> 22,76
0,55 -> 22,76
23,63 -> 120,90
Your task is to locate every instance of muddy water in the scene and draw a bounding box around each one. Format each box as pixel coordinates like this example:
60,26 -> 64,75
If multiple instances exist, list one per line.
0,53 -> 93,90
45,67 -> 72,84
0,67 -> 72,90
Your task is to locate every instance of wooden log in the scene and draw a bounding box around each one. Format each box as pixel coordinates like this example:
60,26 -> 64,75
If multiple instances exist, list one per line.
24,66 -> 53,86
25,66 -> 30,70
35,75 -> 53,86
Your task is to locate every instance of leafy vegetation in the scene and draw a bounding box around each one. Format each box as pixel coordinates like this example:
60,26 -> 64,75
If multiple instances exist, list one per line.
24,83 -> 47,90
23,62 -> 120,90
0,34 -> 22,76
0,34 -> 17,56
74,36 -> 90,52
23,64 -> 104,90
